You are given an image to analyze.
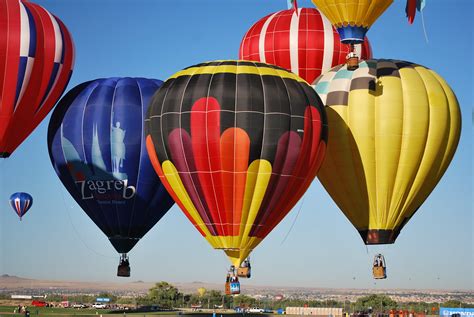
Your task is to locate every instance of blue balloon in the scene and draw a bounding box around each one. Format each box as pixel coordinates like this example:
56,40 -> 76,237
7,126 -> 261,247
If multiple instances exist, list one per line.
9,192 -> 33,220
47,78 -> 175,255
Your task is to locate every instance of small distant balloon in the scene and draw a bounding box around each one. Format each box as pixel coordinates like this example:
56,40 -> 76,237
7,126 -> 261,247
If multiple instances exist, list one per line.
197,287 -> 206,297
9,192 -> 33,220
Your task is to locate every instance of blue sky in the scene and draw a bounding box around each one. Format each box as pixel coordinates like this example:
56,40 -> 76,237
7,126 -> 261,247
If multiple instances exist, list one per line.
0,0 -> 472,290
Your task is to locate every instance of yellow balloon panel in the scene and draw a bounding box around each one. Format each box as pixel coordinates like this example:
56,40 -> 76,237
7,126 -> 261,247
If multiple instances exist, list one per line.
312,0 -> 393,27
313,59 -> 461,244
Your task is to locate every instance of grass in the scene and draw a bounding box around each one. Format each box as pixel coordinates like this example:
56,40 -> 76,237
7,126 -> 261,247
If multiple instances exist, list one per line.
0,306 -> 276,316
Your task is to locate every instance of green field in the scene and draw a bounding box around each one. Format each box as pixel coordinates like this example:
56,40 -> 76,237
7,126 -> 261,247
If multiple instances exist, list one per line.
0,306 -> 272,317
0,306 -> 190,316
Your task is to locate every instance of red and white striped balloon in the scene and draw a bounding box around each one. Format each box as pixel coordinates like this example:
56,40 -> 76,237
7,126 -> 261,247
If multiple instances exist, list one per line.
0,0 -> 74,158
239,7 -> 372,84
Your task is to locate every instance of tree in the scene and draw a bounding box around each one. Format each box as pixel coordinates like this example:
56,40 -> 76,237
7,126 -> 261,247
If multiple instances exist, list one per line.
147,281 -> 180,309
354,295 -> 397,312
233,294 -> 257,308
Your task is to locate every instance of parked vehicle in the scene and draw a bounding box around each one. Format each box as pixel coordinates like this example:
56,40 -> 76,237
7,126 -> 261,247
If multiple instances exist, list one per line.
72,303 -> 87,309
31,300 -> 48,307
92,303 -> 107,309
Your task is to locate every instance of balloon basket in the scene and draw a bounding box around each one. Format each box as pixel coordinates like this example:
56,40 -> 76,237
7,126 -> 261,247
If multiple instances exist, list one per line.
117,254 -> 130,277
225,282 -> 231,295
372,266 -> 386,279
347,56 -> 359,71
117,263 -> 130,277
237,267 -> 251,278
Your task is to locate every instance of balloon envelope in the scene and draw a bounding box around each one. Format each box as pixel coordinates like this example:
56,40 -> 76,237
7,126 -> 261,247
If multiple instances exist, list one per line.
311,0 -> 393,44
0,0 -> 74,157
9,192 -> 33,220
146,60 -> 328,266
239,7 -> 372,84
48,78 -> 175,254
313,59 -> 461,244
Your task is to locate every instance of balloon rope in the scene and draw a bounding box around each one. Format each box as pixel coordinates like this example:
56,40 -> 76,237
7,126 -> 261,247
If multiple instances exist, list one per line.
0,158 -> 9,206
421,10 -> 429,43
57,183 -> 115,259
0,159 -> 5,211
280,195 -> 306,245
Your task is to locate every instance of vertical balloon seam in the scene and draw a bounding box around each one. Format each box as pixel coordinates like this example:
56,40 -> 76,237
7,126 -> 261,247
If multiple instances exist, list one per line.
261,12 -> 276,65
2,2 -> 31,151
387,60 -> 407,229
125,78 -> 145,241
247,63 -> 293,250
396,67 -> 452,229
302,8 -> 308,82
184,64 -> 217,238
126,79 -> 143,237
270,12 -> 283,69
290,88 -> 323,219
23,3 -> 55,115
432,71 -> 461,178
231,62 -> 239,244
246,66 -> 282,242
240,61 -> 267,254
385,65 -> 416,229
100,78 -> 122,238
15,2 -> 31,110
39,18 -> 75,116
320,8 -> 333,74
37,13 -> 69,117
206,72 -> 228,237
273,83 -> 320,238
257,80 -> 305,240
320,65 -> 368,233
109,79 -> 123,239
342,66 -> 367,229
140,79 -> 174,242
0,0 -> 19,153
372,60 -> 403,230
395,65 -> 431,229
132,79 -> 163,237
252,68 -> 294,240
82,80 -> 115,235
74,81 -> 109,234
314,71 -> 351,225
34,16 -> 74,126
396,66 -> 441,229
211,60 -> 228,244
173,64 -> 212,239
35,10 -> 61,113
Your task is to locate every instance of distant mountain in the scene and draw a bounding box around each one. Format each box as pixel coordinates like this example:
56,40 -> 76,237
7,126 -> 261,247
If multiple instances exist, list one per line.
1,274 -> 472,301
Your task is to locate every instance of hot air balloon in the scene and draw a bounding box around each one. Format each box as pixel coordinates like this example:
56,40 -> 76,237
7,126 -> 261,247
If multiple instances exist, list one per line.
9,192 -> 33,220
197,287 -> 206,297
146,60 -> 327,289
311,0 -> 393,69
0,0 -> 74,158
313,59 -> 461,277
239,7 -> 372,84
47,78 -> 175,277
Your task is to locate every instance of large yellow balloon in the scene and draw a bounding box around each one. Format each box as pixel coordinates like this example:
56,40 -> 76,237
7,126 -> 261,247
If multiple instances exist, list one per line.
312,0 -> 393,44
313,59 -> 461,244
